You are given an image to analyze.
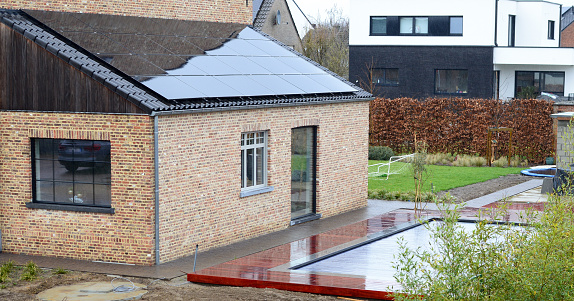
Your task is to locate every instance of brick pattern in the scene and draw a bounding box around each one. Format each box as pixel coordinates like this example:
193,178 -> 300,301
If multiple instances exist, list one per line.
0,112 -> 156,265
156,102 -> 369,263
1,0 -> 252,24
561,25 -> 574,47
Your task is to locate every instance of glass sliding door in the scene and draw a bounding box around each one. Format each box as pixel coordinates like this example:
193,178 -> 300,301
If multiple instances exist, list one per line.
291,127 -> 316,220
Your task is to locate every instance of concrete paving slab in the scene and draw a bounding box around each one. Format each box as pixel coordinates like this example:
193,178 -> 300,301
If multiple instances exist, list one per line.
464,179 -> 544,208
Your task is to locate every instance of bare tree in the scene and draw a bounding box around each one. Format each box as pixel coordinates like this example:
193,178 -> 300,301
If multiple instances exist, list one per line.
301,7 -> 349,79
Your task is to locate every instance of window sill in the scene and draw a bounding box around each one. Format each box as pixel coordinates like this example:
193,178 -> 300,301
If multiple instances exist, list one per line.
290,213 -> 322,226
25,202 -> 115,214
240,186 -> 274,198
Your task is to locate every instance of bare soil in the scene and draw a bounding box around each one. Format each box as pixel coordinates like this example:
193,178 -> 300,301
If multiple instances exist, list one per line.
1,174 -> 532,301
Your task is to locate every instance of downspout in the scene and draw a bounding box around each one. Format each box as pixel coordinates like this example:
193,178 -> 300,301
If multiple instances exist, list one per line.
154,115 -> 160,265
494,0 -> 499,46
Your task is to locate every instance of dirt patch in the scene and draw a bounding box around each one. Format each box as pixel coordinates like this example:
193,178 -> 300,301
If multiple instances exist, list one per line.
438,174 -> 532,202
0,174 -> 534,301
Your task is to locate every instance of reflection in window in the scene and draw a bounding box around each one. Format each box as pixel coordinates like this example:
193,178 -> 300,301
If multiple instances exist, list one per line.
400,17 -> 428,34
372,68 -> 399,86
370,17 -> 387,35
516,71 -> 564,96
548,20 -> 555,39
241,131 -> 267,190
435,69 -> 468,95
32,139 -> 112,207
450,17 -> 463,35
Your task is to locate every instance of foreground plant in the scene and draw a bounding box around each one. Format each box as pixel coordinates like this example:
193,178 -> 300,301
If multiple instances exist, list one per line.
392,192 -> 574,300
20,261 -> 41,281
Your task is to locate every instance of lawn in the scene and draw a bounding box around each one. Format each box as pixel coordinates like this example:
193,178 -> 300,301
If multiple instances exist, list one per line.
368,161 -> 525,192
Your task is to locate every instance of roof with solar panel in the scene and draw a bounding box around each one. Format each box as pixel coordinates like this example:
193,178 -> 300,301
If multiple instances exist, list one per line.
0,9 -> 371,115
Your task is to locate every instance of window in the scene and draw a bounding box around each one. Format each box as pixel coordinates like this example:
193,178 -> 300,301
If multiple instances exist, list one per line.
509,15 -> 516,47
31,139 -> 112,210
370,16 -> 462,36
371,68 -> 399,86
241,131 -> 267,191
450,16 -> 463,35
435,69 -> 468,95
516,71 -> 565,96
370,16 -> 387,35
400,17 -> 428,34
548,20 -> 555,39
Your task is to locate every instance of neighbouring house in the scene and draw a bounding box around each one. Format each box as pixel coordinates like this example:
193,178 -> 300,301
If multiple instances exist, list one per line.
562,6 -> 574,48
0,8 -> 371,266
349,0 -> 572,100
253,0 -> 304,52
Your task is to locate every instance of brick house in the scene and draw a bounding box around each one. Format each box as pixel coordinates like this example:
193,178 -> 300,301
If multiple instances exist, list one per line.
0,7 -> 371,266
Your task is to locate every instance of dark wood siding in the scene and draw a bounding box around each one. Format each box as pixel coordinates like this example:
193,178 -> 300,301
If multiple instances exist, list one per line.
0,23 -> 146,114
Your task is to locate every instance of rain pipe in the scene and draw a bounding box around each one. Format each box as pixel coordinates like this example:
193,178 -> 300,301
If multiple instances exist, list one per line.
154,115 -> 160,265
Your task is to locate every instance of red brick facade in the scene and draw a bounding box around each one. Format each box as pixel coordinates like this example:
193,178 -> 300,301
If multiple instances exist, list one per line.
0,0 -> 252,24
561,24 -> 574,47
0,112 -> 156,265
156,102 -> 369,263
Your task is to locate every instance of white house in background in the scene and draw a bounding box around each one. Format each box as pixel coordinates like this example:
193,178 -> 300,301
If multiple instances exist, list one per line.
349,0 -> 573,100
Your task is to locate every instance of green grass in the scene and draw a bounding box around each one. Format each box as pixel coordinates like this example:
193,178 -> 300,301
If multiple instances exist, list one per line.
368,161 -> 524,192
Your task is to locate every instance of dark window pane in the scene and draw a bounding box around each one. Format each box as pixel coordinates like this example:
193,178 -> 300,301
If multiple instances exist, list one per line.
246,148 -> 254,187
371,17 -> 387,35
35,139 -> 56,160
543,72 -> 564,95
450,17 -> 463,35
435,70 -> 468,94
36,160 -> 56,181
256,147 -> 263,185
371,68 -> 399,86
94,185 -> 112,207
74,183 -> 94,205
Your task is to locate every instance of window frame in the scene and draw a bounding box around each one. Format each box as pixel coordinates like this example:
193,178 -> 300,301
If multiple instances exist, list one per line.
434,69 -> 469,95
371,68 -> 399,86
240,131 -> 272,197
370,16 -> 463,36
515,71 -> 565,97
548,20 -> 555,40
28,138 -> 114,214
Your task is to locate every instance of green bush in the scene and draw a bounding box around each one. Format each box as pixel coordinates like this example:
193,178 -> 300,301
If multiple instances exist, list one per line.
392,193 -> 574,301
369,146 -> 394,161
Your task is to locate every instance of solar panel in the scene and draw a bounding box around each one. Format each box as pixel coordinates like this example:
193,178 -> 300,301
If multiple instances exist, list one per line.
25,10 -> 358,100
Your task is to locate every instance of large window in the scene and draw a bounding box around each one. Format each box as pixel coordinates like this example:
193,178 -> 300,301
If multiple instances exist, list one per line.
371,68 -> 399,86
370,16 -> 462,36
241,132 -> 267,191
32,139 -> 111,208
516,71 -> 565,96
435,69 -> 468,95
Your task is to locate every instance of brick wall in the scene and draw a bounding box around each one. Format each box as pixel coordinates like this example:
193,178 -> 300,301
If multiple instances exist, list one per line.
561,24 -> 574,47
156,102 -> 369,263
0,0 -> 252,24
0,112 -> 156,265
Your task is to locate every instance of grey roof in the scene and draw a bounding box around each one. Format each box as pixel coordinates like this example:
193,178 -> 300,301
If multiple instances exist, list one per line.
253,0 -> 274,30
0,10 -> 169,112
0,9 -> 371,115
563,6 -> 574,30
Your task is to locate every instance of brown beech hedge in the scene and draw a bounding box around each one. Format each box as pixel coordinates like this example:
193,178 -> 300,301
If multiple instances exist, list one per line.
370,97 -> 554,164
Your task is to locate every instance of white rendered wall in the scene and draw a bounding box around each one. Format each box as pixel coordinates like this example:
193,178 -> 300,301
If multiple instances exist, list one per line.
349,0 -> 496,46
497,0 -> 560,47
494,47 -> 574,66
495,64 -> 574,99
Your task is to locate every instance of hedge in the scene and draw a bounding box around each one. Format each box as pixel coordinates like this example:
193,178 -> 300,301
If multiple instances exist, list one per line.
369,97 -> 554,164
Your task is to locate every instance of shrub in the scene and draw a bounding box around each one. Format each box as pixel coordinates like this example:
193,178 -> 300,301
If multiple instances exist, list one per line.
20,261 -> 40,281
492,156 -> 507,167
392,192 -> 574,301
0,261 -> 14,283
369,146 -> 394,161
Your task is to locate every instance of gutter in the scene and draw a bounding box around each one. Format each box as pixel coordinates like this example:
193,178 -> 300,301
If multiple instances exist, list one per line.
149,97 -> 375,117
154,115 -> 160,265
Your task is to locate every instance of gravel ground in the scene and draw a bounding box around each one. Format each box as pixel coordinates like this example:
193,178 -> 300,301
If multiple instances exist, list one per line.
1,174 -> 533,300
